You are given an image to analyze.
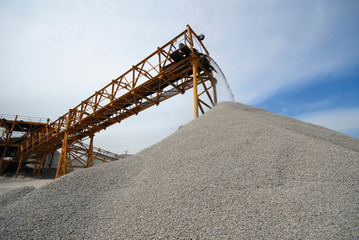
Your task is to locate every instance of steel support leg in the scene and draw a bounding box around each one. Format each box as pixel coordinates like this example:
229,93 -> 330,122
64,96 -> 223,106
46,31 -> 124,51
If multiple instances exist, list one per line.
86,134 -> 94,168
56,110 -> 71,178
37,154 -> 47,178
192,61 -> 199,118
15,151 -> 24,178
212,78 -> 218,105
56,130 -> 69,178
187,25 -> 199,119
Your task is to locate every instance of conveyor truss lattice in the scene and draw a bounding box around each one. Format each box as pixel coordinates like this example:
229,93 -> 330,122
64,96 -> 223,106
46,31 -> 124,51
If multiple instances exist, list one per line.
0,25 -> 218,178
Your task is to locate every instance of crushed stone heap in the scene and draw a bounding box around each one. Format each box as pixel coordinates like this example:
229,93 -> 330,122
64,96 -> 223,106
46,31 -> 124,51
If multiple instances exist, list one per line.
1,102 -> 358,239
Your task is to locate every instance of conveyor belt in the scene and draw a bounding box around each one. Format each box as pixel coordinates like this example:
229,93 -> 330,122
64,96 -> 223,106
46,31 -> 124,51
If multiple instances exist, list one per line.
10,25 -> 217,178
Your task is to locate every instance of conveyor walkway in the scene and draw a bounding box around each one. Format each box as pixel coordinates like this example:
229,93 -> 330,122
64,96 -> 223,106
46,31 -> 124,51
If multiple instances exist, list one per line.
3,25 -> 217,178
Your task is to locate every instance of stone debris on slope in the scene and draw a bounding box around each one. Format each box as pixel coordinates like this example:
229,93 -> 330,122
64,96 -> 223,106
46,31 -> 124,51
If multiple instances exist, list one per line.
0,102 -> 358,239
0,186 -> 35,207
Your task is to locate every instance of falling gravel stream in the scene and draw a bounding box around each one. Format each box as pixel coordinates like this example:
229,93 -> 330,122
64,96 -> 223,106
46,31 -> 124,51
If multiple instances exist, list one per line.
209,56 -> 235,102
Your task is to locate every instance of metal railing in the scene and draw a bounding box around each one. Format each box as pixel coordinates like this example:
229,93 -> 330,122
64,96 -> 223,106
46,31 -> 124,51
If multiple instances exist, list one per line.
0,114 -> 49,123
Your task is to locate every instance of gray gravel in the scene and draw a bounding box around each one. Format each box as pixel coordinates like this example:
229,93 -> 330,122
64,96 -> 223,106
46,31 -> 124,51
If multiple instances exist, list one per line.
1,102 -> 358,239
0,186 -> 35,207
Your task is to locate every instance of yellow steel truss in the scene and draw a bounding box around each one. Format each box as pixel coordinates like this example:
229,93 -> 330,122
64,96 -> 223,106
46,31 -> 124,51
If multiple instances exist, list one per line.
10,25 -> 217,178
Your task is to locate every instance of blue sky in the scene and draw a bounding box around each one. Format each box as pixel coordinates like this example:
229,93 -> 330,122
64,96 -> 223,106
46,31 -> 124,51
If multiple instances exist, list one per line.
0,0 -> 358,153
257,64 -> 359,136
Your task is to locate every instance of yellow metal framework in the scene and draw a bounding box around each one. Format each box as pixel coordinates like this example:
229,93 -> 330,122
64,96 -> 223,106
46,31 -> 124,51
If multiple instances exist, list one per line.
0,115 -> 48,175
8,25 -> 217,178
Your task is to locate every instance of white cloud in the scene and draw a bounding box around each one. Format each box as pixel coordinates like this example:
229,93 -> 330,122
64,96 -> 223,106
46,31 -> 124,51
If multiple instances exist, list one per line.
291,97 -> 336,114
211,1 -> 359,105
296,107 -> 359,137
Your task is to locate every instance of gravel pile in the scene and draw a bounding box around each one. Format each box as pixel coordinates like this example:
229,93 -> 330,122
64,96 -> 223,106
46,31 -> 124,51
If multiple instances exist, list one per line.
1,102 -> 358,239
0,186 -> 35,207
